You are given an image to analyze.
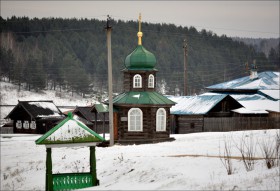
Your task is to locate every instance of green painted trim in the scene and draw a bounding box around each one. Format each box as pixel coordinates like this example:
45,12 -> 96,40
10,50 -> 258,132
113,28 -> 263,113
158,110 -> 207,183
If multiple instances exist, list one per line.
113,91 -> 176,105
90,146 -> 97,186
46,148 -> 53,191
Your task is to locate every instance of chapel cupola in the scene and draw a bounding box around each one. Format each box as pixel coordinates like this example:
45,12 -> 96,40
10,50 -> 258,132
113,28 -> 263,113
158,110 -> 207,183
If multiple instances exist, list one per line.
124,13 -> 157,71
123,14 -> 158,92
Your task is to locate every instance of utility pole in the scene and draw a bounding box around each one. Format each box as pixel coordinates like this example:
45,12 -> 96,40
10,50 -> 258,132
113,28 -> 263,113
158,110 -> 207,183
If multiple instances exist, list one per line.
183,38 -> 188,96
105,15 -> 114,146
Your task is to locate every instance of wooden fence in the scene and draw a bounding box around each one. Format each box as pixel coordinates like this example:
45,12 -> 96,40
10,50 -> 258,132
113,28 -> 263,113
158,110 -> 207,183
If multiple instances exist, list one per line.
204,117 -> 279,132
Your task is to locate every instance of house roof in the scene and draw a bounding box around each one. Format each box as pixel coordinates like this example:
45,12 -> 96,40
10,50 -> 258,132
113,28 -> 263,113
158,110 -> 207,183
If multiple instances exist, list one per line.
258,90 -> 280,100
73,106 -> 94,121
35,112 -> 104,146
167,94 -> 232,115
91,103 -> 118,113
202,92 -> 280,113
113,91 -> 176,106
232,107 -> 268,114
5,100 -> 64,119
207,71 -> 279,91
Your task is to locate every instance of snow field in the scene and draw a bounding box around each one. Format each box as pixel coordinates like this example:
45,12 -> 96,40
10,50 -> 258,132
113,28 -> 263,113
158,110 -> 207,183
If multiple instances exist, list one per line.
1,129 -> 279,190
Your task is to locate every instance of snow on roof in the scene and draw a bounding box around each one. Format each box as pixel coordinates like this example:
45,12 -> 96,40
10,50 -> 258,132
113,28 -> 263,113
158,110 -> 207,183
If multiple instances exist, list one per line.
28,101 -> 60,113
167,94 -> 227,115
199,92 -> 280,113
238,99 -> 280,113
258,90 -> 280,100
207,71 -> 279,90
232,107 -> 268,114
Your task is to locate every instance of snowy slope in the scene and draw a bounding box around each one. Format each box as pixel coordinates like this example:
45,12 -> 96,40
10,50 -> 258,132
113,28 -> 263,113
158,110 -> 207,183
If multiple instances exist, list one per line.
1,130 -> 279,190
0,81 -> 100,120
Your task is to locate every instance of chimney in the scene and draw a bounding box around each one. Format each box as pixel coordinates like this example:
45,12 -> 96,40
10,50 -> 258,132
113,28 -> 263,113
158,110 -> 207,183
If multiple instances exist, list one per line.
250,60 -> 258,80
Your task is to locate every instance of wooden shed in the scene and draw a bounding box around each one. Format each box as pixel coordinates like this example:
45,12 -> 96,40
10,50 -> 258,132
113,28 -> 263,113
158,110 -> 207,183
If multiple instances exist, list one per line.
168,94 -> 242,134
5,100 -> 65,134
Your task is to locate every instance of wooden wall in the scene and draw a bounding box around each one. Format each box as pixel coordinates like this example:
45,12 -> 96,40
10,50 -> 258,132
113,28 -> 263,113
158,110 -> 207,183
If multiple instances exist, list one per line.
173,115 -> 279,134
123,70 -> 157,92
204,117 -> 279,132
116,107 -> 171,142
175,115 -> 204,134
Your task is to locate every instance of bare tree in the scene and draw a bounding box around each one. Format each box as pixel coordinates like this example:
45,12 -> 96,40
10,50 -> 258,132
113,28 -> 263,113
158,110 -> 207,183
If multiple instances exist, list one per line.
259,138 -> 276,169
276,130 -> 280,167
219,136 -> 233,175
235,133 -> 256,171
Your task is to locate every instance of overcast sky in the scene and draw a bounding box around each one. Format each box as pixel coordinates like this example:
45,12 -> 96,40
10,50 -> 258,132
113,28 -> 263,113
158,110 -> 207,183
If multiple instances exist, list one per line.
1,1 -> 279,38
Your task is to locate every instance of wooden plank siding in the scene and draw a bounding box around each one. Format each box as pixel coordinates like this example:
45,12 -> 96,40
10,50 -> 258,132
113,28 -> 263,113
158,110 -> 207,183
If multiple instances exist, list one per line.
203,117 -> 279,132
175,115 -> 204,134
173,115 -> 279,134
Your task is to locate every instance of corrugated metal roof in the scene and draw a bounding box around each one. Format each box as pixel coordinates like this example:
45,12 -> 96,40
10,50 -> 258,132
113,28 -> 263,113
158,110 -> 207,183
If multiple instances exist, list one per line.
258,90 -> 280,100
207,71 -> 279,90
113,91 -> 176,105
167,94 -> 228,115
202,92 -> 280,113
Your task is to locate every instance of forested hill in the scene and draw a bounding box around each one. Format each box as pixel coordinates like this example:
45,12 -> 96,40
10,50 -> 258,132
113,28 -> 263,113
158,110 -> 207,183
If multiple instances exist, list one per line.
0,16 -> 279,96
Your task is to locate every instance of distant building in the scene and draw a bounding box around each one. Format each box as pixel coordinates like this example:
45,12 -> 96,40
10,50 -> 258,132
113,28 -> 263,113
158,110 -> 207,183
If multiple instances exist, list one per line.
169,70 -> 279,133
112,14 -> 175,144
168,94 -> 242,133
5,100 -> 65,134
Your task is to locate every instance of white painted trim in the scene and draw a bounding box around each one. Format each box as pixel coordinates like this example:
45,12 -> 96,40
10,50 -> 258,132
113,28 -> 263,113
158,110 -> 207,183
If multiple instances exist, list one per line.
156,108 -> 166,131
133,74 -> 142,88
148,74 -> 154,88
45,142 -> 99,148
128,108 -> 143,132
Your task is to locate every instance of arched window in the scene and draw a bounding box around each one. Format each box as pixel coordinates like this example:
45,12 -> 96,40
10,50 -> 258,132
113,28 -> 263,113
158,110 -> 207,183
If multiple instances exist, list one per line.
23,121 -> 29,129
133,74 -> 142,88
30,121 -> 36,130
16,121 -> 22,129
128,108 -> 143,131
156,108 -> 166,131
148,74 -> 154,88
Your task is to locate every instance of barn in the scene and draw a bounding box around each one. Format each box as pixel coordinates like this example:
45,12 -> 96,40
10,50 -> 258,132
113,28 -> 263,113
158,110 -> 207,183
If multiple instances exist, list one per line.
168,94 -> 242,133
5,100 -> 65,134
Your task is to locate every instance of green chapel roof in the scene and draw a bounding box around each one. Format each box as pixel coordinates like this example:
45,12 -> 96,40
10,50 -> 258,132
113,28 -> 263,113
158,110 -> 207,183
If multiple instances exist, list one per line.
124,45 -> 157,70
35,112 -> 104,145
113,91 -> 176,106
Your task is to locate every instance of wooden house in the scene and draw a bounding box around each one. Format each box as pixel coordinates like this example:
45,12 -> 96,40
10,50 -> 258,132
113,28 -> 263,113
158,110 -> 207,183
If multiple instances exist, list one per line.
5,100 -> 65,134
73,106 -> 95,129
111,15 -> 175,144
168,94 -> 242,134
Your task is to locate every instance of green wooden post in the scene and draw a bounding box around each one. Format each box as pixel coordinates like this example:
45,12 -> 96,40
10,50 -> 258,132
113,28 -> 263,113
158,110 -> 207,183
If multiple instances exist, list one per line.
90,146 -> 97,186
46,148 -> 53,191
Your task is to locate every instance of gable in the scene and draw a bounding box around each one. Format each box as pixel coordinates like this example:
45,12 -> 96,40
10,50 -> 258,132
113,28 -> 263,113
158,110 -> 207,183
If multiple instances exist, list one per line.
35,113 -> 104,145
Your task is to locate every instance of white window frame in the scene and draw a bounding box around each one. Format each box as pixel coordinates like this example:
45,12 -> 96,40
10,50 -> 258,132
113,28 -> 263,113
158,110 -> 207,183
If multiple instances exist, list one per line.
156,108 -> 166,131
30,121 -> 36,130
148,74 -> 155,88
133,74 -> 142,88
23,121 -> 29,129
16,120 -> 22,129
128,108 -> 143,132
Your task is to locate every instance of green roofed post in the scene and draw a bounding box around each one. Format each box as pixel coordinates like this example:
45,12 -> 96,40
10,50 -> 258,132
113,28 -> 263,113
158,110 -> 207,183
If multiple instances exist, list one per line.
35,112 -> 105,145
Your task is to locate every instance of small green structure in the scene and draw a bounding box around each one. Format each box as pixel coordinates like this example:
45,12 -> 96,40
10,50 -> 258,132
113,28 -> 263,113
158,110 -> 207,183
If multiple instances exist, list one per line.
35,112 -> 105,191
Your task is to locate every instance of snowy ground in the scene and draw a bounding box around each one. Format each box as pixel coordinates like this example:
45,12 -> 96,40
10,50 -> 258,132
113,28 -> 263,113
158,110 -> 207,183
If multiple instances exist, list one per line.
1,129 -> 279,190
